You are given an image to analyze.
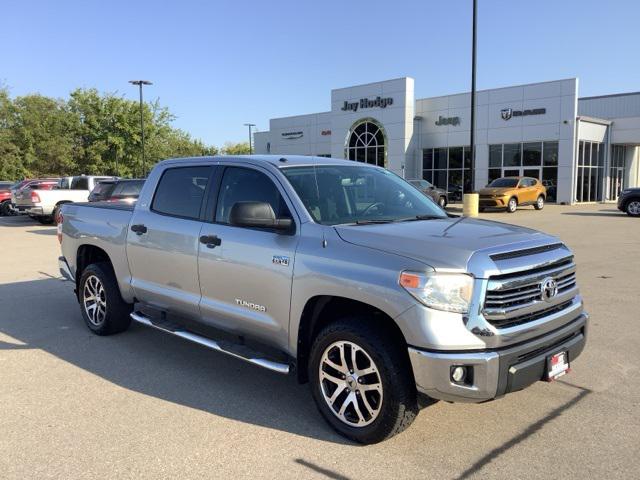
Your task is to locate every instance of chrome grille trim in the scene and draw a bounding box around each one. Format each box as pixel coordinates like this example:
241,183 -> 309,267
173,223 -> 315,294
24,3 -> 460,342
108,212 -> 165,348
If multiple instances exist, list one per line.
483,257 -> 580,328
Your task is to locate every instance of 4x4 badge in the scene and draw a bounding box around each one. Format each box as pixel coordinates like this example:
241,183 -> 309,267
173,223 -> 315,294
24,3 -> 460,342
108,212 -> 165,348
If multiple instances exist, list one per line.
272,255 -> 290,266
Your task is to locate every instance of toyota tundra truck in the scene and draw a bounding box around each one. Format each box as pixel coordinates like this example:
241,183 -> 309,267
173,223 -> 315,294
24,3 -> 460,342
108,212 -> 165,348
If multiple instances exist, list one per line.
57,155 -> 588,444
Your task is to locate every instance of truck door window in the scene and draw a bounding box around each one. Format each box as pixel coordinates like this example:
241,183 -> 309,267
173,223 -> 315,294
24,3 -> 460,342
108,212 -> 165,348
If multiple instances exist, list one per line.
71,177 -> 89,190
215,167 -> 291,225
151,166 -> 212,220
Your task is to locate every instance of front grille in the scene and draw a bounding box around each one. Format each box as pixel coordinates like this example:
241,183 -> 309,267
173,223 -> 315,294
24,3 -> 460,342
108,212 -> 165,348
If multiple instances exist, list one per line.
483,257 -> 578,329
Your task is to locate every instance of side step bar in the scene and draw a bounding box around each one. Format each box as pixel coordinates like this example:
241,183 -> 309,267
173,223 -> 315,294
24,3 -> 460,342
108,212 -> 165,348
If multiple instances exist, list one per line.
130,312 -> 290,374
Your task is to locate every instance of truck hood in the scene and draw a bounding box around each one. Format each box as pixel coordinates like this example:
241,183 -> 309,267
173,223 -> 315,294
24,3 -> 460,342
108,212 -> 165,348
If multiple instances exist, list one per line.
334,217 -> 557,272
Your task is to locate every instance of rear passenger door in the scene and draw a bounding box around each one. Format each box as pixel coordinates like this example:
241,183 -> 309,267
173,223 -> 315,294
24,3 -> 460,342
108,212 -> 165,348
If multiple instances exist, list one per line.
126,165 -> 214,318
197,165 -> 299,350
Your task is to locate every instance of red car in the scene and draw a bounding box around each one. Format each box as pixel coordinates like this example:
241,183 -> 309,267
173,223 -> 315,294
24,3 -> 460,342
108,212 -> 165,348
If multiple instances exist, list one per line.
0,181 -> 14,216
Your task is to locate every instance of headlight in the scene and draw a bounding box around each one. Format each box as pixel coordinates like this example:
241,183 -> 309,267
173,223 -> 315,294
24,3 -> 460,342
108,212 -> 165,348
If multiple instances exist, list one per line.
399,271 -> 474,313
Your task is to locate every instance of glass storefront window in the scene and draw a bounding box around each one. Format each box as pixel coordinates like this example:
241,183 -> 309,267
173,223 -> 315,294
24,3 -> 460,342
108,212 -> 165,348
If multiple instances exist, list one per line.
422,146 -> 472,201
434,148 -> 448,169
449,147 -> 463,169
489,145 -> 502,167
543,142 -> 558,166
576,140 -> 604,202
503,143 -> 521,167
523,142 -> 542,166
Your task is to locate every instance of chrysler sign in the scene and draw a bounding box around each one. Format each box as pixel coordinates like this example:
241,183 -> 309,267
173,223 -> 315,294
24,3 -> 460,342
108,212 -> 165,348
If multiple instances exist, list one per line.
500,107 -> 546,121
341,96 -> 394,112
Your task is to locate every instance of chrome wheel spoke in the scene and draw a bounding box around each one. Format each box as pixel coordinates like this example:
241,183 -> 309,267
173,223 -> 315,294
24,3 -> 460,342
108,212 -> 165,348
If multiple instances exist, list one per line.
320,370 -> 344,385
83,275 -> 106,326
319,340 -> 383,428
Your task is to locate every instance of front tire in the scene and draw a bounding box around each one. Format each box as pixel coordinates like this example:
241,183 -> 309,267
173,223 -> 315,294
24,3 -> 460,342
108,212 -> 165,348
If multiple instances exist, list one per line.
309,317 -> 418,444
534,195 -> 545,210
507,197 -> 518,213
79,262 -> 132,335
626,200 -> 640,217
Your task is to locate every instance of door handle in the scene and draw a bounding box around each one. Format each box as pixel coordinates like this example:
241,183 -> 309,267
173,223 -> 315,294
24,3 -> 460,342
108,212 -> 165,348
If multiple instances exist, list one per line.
131,224 -> 147,235
199,234 -> 222,248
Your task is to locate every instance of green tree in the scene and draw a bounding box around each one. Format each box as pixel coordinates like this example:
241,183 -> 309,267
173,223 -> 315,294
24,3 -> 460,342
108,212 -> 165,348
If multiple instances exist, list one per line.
0,86 -> 225,181
221,141 -> 251,155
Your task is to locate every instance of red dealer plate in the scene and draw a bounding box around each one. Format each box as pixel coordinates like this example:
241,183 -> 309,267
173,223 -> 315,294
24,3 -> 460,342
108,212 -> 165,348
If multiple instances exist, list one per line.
547,351 -> 570,381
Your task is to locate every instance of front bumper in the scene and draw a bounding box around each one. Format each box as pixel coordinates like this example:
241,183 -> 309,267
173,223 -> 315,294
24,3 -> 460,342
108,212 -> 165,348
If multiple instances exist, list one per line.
408,312 -> 588,402
479,197 -> 508,207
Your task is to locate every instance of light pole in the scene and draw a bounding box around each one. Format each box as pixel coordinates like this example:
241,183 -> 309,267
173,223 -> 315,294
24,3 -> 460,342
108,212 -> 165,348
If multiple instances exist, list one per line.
244,123 -> 256,154
469,0 -> 477,193
129,80 -> 153,176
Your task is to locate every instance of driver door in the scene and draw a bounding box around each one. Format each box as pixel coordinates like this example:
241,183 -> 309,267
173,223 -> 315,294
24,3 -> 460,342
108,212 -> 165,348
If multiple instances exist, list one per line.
197,165 -> 299,350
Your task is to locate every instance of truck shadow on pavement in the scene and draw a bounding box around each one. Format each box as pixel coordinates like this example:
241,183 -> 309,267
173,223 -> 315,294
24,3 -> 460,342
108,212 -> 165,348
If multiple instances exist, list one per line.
455,381 -> 593,480
0,278 -> 351,445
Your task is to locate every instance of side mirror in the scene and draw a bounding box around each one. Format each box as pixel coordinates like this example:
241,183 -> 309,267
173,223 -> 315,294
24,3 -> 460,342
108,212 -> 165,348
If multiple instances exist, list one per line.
229,201 -> 292,231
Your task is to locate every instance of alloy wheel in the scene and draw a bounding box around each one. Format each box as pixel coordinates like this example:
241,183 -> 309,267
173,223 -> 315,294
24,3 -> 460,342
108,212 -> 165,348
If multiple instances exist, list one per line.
83,275 -> 107,326
318,341 -> 383,427
628,201 -> 640,216
537,196 -> 544,209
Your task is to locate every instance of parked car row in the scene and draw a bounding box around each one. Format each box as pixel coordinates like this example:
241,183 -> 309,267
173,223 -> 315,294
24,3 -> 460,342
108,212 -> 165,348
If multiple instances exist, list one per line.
0,176 -> 145,222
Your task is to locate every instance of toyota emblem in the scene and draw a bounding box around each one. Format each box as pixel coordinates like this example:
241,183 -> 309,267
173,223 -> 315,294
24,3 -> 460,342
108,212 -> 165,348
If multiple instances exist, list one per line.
540,277 -> 558,302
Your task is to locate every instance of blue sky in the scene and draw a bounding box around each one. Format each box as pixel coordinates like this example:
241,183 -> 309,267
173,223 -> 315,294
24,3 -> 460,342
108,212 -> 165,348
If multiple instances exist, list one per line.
2,0 -> 639,147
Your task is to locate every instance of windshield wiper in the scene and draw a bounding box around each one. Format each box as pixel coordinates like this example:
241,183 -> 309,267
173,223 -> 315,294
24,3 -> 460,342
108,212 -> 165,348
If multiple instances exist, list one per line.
354,219 -> 396,225
398,214 -> 445,222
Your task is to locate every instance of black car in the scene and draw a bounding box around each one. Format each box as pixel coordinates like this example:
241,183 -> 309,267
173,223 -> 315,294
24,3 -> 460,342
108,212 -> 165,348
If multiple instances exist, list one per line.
408,179 -> 448,207
617,188 -> 640,217
88,179 -> 145,203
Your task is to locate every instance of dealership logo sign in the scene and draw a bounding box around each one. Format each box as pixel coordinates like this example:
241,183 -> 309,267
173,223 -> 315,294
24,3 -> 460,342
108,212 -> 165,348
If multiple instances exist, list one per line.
281,131 -> 303,139
435,115 -> 460,126
321,130 -> 331,136
500,107 -> 546,121
341,96 -> 394,112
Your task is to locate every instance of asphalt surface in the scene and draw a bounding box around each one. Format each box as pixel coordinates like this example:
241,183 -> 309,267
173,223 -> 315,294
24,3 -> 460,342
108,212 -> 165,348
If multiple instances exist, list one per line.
0,205 -> 638,479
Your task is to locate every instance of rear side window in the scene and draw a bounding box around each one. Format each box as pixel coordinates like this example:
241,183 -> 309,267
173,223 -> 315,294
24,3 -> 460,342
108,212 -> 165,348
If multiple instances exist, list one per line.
92,182 -> 115,196
113,180 -> 144,197
152,167 -> 211,219
215,167 -> 290,224
71,177 -> 89,190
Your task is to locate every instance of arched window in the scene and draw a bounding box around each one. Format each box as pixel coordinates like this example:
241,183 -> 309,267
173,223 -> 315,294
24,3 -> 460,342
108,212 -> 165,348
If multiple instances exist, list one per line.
345,120 -> 386,167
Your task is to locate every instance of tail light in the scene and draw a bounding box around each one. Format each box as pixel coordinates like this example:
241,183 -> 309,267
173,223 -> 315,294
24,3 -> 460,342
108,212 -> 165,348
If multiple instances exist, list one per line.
57,212 -> 64,244
31,191 -> 41,203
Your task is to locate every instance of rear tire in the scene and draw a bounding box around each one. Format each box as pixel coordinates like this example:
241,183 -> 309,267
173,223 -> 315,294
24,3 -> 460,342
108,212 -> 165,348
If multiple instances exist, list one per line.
0,200 -> 12,216
79,262 -> 132,335
626,200 -> 640,217
308,317 -> 418,444
534,195 -> 545,210
438,196 -> 447,208
507,197 -> 518,213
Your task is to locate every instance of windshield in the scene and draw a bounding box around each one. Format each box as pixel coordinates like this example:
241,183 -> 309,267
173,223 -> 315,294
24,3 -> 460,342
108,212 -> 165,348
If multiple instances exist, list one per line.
489,178 -> 519,188
281,165 -> 446,225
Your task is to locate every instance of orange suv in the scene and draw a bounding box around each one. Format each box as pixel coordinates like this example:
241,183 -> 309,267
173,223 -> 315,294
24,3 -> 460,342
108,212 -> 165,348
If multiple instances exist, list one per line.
478,177 -> 547,213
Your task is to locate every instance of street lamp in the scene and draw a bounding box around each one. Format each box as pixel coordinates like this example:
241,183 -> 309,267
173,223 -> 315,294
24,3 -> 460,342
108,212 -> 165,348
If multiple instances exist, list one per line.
469,0 -> 477,193
129,80 -> 153,176
244,123 -> 256,154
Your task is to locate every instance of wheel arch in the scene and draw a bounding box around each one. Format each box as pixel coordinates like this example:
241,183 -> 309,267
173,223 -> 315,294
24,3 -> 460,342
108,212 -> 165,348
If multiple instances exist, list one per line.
295,295 -> 410,384
75,244 -> 115,299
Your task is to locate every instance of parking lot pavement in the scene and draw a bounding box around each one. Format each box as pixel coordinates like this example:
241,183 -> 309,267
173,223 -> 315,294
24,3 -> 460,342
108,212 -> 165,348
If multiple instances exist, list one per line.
0,205 -> 638,479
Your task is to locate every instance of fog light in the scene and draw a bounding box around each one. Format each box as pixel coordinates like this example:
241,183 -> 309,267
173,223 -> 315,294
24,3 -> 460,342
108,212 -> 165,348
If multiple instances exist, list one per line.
451,366 -> 467,383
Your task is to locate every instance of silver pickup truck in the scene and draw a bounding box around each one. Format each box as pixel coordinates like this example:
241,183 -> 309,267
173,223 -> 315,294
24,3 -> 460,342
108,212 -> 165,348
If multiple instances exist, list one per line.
58,155 -> 588,444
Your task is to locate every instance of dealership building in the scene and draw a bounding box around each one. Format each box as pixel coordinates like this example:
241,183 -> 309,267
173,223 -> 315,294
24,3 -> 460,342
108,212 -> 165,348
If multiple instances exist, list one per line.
253,77 -> 640,204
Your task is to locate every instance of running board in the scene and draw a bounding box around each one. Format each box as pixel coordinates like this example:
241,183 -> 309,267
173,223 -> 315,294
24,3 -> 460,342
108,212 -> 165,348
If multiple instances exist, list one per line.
130,312 -> 290,374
